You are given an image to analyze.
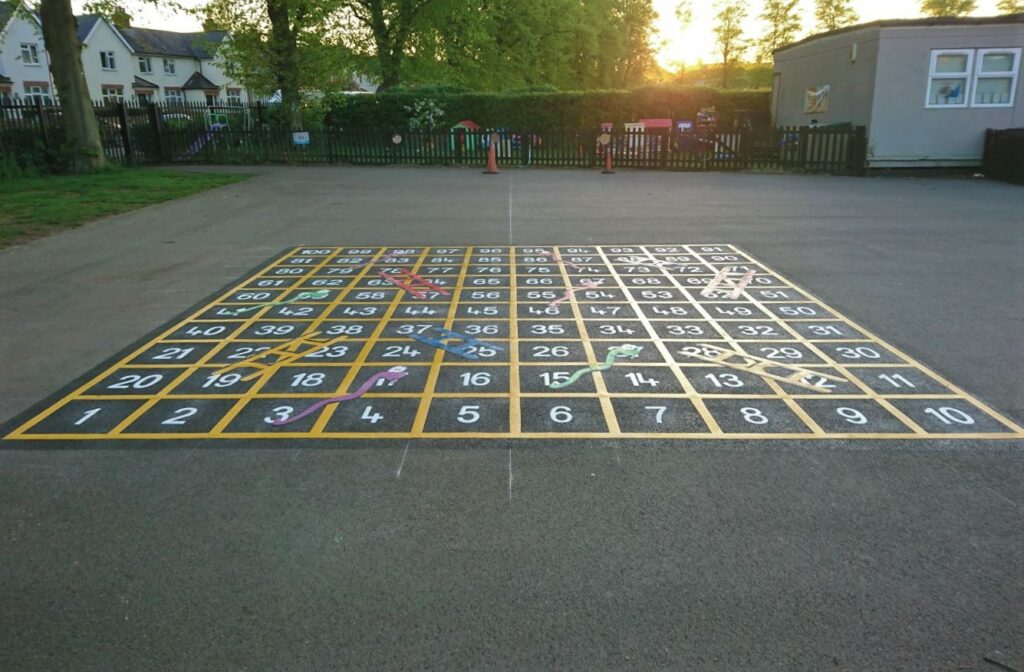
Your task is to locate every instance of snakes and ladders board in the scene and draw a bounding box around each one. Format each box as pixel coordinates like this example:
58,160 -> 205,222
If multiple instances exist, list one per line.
5,245 -> 1022,442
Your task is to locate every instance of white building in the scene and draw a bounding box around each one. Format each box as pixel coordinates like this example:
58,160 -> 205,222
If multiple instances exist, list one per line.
0,1 -> 252,105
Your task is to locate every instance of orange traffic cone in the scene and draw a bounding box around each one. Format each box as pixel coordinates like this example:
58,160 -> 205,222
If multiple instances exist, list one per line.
483,138 -> 499,174
602,146 -> 615,174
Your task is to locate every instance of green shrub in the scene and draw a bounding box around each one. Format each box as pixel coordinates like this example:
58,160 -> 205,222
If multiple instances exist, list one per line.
325,86 -> 770,130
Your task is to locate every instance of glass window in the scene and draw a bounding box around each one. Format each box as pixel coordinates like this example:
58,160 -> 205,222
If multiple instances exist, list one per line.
24,84 -> 51,105
226,89 -> 242,105
102,86 -> 123,104
138,57 -> 152,73
20,43 -> 40,65
973,49 -> 1020,107
101,51 -> 117,70
163,59 -> 176,74
926,50 -> 972,108
165,89 -> 184,105
935,53 -> 969,73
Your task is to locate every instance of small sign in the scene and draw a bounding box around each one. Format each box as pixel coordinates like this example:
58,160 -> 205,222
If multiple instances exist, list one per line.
598,132 -> 612,146
804,85 -> 830,114
392,133 -> 402,145
292,131 -> 310,146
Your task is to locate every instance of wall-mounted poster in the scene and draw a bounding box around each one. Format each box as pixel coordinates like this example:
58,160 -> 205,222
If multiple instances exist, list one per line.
804,85 -> 830,113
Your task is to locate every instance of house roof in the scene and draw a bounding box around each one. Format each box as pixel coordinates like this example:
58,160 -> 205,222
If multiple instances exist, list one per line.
0,73 -> 13,84
133,75 -> 158,89
118,27 -> 226,58
181,71 -> 219,90
775,13 -> 1024,55
75,13 -> 100,42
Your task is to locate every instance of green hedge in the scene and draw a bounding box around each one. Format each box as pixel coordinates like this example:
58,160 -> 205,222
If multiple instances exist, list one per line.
325,86 -> 770,130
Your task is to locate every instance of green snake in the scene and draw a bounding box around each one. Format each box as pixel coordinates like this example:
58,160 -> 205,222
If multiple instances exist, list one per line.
547,344 -> 643,390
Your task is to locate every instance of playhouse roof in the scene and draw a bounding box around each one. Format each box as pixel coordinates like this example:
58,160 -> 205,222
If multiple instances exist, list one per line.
452,119 -> 480,130
639,118 -> 673,128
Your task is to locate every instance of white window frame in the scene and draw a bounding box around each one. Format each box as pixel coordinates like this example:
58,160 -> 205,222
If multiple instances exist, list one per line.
925,49 -> 973,109
20,43 -> 40,65
138,56 -> 152,74
226,89 -> 242,105
100,50 -> 117,71
163,58 -> 176,75
164,88 -> 184,105
102,86 -> 124,104
972,47 -> 1021,108
24,84 -> 51,105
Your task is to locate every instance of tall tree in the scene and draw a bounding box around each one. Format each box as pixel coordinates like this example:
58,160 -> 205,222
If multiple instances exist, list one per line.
337,0 -> 443,91
920,0 -> 977,16
814,0 -> 858,32
38,0 -> 105,171
758,0 -> 800,62
713,0 -> 747,88
203,0 -> 351,127
996,0 -> 1024,12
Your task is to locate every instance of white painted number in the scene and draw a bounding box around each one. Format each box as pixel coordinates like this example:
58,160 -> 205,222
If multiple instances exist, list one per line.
290,372 -> 326,387
645,406 -> 667,424
924,407 -> 975,425
108,374 -> 164,390
263,406 -> 294,424
835,346 -> 881,359
457,405 -> 481,424
361,406 -> 383,423
162,407 -> 198,425
705,373 -> 744,388
836,407 -> 868,425
740,407 -> 768,425
550,406 -> 573,423
877,373 -> 915,388
75,408 -> 102,425
460,372 -> 492,387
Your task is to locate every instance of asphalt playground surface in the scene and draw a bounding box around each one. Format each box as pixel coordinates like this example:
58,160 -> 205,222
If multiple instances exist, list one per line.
1,166 -> 1022,671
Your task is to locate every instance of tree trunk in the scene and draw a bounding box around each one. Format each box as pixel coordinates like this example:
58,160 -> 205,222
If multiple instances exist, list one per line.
39,0 -> 105,172
266,0 -> 303,129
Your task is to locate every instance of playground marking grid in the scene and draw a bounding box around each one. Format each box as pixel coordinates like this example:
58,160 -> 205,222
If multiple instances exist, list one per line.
5,244 -> 1022,442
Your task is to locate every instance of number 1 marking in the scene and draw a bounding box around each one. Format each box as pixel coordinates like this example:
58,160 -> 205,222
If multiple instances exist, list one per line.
75,408 -> 102,425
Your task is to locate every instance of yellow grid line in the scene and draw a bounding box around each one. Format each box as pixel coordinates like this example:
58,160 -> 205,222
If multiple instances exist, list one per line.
596,246 -> 722,433
410,248 -> 473,433
7,244 -> 1023,441
643,246 -> 826,436
734,245 -> 1024,434
209,249 -> 388,434
554,246 -> 621,434
312,249 -> 433,434
5,250 -> 329,438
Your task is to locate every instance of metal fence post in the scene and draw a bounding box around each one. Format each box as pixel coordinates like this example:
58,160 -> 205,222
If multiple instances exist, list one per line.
34,98 -> 50,152
116,101 -> 133,165
147,102 -> 164,163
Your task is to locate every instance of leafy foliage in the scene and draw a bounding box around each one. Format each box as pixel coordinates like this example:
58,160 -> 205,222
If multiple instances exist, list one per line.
713,0 -> 748,88
920,0 -> 978,16
996,0 -> 1024,12
814,0 -> 859,32
758,0 -> 801,62
323,86 -> 770,129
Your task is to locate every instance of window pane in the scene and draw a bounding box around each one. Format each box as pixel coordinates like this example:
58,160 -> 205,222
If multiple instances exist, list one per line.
935,54 -> 968,73
974,77 -> 1012,105
981,53 -> 1015,73
928,78 -> 967,105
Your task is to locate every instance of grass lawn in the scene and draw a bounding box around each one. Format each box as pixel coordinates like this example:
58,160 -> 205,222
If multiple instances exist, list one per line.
0,169 -> 250,248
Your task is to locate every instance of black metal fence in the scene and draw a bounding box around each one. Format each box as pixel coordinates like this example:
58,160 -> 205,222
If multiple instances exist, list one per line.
1,100 -> 868,176
983,128 -> 1024,185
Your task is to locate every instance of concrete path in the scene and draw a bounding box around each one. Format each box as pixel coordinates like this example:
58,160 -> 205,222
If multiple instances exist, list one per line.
1,167 -> 1022,671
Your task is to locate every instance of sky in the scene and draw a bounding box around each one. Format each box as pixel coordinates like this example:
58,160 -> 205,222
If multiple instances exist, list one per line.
73,0 -> 1013,69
